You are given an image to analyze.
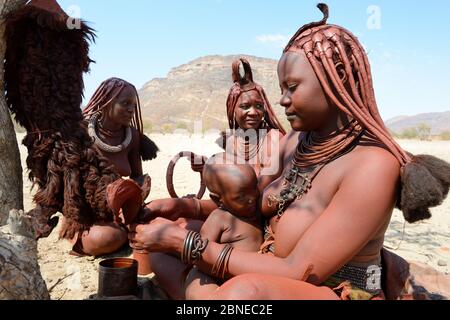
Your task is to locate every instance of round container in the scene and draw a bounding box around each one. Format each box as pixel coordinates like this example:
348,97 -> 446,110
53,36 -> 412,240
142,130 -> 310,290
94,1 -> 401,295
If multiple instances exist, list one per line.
133,250 -> 153,276
98,258 -> 138,297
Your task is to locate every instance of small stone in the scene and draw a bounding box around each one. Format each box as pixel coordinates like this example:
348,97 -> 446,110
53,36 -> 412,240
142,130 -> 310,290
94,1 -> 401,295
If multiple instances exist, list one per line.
437,260 -> 447,267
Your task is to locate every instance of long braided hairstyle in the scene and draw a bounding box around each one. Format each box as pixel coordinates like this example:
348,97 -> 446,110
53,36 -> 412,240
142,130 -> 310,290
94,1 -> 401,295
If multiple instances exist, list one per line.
284,3 -> 450,223
5,0 -> 120,240
83,78 -> 159,161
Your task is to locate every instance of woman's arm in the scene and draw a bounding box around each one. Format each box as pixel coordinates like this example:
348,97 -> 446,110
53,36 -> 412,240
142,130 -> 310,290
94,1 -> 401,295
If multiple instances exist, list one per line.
143,198 -> 218,222
213,149 -> 400,283
130,148 -> 400,284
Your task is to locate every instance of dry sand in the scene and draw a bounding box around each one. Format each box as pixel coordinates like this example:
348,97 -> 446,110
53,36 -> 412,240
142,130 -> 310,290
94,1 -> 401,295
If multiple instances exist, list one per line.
14,132 -> 449,300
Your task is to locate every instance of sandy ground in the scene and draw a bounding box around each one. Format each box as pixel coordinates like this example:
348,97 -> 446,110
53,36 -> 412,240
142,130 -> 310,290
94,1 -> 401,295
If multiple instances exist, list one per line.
14,132 -> 450,300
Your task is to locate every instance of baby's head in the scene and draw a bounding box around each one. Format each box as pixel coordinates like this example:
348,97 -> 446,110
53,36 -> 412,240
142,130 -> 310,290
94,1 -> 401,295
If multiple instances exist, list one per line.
203,153 -> 259,217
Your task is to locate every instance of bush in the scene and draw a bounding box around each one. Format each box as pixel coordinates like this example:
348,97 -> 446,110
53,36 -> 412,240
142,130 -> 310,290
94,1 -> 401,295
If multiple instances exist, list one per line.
176,122 -> 188,130
416,123 -> 431,141
161,124 -> 174,134
400,127 -> 419,139
142,118 -> 153,133
440,131 -> 450,141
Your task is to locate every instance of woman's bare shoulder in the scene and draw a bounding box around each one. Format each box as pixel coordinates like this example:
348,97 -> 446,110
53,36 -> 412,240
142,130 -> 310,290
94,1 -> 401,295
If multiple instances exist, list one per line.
352,144 -> 400,172
342,144 -> 401,191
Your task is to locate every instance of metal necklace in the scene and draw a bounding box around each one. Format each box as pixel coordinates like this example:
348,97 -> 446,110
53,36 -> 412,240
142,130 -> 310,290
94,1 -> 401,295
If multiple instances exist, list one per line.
88,113 -> 132,153
268,125 -> 365,221
267,160 -> 324,222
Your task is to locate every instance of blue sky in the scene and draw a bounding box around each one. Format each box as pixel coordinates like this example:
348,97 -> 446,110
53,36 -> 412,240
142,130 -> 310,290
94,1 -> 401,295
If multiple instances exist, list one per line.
58,0 -> 450,120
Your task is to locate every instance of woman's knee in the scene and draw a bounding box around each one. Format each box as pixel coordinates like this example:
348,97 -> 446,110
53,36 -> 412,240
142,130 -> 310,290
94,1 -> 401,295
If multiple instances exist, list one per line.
148,252 -> 170,275
210,274 -> 340,300
149,253 -> 188,300
211,274 -> 266,300
81,224 -> 127,256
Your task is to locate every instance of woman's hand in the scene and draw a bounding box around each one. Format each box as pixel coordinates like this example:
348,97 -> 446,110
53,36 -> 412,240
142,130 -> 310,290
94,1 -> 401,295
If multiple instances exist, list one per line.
128,218 -> 186,253
139,198 -> 182,222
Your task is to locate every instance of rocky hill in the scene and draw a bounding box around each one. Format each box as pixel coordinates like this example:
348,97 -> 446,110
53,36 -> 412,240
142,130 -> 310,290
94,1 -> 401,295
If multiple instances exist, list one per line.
138,55 -> 289,132
386,111 -> 450,135
137,54 -> 449,135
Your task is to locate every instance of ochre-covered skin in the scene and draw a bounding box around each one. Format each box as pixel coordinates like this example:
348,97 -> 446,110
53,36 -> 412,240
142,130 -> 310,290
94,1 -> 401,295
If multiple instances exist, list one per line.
128,3 -> 450,300
74,79 -> 157,257
185,158 -> 263,299
226,58 -> 286,135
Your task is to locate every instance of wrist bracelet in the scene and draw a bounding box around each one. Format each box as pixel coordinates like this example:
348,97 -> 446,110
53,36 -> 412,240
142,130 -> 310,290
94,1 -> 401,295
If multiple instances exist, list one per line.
181,230 -> 209,265
192,197 -> 201,220
211,244 -> 233,279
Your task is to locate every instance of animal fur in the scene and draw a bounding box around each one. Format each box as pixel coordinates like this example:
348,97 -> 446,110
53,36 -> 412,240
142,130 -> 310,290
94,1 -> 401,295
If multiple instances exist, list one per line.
5,2 -> 119,239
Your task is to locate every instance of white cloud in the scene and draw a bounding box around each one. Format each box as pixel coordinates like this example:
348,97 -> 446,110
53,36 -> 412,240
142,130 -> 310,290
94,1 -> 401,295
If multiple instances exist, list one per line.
256,34 -> 288,48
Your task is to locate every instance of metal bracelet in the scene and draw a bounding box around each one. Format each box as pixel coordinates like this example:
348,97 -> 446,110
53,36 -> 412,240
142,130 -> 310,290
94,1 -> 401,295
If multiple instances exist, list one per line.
211,244 -> 233,279
192,197 -> 202,220
181,231 -> 209,265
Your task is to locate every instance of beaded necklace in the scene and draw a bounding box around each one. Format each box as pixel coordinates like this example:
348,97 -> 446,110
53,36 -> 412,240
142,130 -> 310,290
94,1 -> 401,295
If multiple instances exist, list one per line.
268,121 -> 364,221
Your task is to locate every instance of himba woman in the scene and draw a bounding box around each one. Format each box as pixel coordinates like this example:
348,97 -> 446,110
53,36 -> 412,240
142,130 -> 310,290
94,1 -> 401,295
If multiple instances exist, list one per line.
129,3 -> 450,300
220,58 -> 286,177
141,59 -> 287,287
83,77 -> 158,179
70,77 -> 159,256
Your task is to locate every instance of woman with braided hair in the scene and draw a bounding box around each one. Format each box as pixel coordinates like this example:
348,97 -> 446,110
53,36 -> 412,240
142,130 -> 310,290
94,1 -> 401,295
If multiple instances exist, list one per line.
83,77 -> 158,179
64,77 -> 159,256
191,57 -> 286,176
220,57 -> 286,177
136,59 -> 286,297
129,4 -> 450,300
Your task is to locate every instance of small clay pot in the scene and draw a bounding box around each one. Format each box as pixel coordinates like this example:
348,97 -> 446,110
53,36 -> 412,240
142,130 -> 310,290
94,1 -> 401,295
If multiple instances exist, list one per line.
133,250 -> 153,276
98,258 -> 138,297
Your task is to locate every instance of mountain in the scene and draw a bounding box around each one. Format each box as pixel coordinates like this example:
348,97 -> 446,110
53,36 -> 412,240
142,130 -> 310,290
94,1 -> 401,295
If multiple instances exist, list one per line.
386,111 -> 450,135
138,55 -> 289,132
137,54 -> 450,135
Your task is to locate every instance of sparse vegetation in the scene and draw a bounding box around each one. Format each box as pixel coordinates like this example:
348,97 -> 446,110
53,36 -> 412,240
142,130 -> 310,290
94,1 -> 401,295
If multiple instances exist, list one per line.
400,127 -> 419,139
176,122 -> 188,130
416,123 -> 431,141
398,123 -> 432,140
142,118 -> 153,133
161,124 -> 174,134
440,131 -> 450,141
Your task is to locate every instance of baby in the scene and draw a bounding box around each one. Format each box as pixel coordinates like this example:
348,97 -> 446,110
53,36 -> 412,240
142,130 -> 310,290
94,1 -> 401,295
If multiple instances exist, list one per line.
184,153 -> 263,299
